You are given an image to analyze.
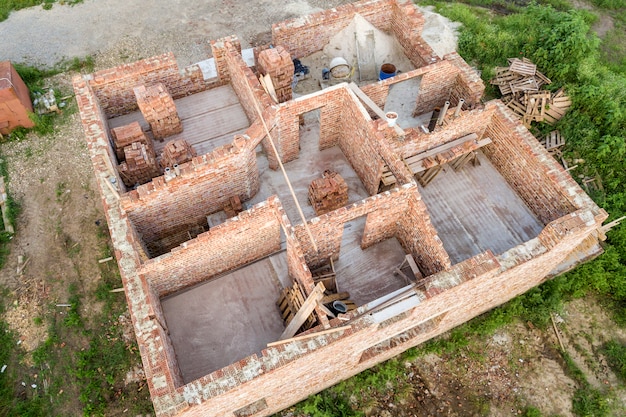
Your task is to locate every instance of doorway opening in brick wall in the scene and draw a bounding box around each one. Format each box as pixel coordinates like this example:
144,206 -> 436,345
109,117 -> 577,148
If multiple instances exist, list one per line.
383,75 -> 426,129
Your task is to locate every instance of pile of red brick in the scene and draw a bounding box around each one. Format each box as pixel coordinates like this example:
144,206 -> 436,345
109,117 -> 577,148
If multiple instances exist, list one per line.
110,121 -> 151,160
257,46 -> 294,103
118,142 -> 161,187
134,83 -> 183,140
308,170 -> 349,216
160,139 -> 197,168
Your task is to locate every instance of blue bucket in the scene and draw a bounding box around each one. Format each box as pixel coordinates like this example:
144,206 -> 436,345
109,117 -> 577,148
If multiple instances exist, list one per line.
379,63 -> 397,81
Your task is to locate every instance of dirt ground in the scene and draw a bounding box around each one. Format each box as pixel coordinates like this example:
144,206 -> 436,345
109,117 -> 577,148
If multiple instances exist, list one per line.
1,1 -> 626,416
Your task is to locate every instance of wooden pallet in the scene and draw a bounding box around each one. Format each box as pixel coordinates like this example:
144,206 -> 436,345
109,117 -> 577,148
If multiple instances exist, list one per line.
277,281 -> 317,332
541,130 -> 565,151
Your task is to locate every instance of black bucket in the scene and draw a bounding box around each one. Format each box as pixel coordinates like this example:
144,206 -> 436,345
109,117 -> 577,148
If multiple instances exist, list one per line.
332,301 -> 348,314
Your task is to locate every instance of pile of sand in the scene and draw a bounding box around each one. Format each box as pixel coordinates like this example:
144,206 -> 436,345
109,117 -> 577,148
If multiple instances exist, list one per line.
323,13 -> 415,80
418,6 -> 460,59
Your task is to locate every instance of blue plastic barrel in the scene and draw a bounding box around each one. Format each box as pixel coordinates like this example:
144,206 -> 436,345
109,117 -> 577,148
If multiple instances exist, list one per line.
379,63 -> 397,80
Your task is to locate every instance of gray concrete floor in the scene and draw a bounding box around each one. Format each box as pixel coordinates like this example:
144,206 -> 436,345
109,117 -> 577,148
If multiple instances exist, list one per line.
248,111 -> 371,225
384,77 -> 430,130
108,85 -> 250,158
333,217 -> 410,306
161,252 -> 287,383
418,151 -> 545,264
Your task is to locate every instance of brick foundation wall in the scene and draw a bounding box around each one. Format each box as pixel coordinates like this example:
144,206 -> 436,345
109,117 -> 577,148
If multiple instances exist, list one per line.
210,36 -> 241,84
88,53 -> 216,118
141,198 -> 284,297
272,0 -> 394,59
274,85 -> 344,165
141,205 -> 603,417
412,59 -> 461,116
257,46 -> 294,103
445,52 -> 485,107
338,88 -> 384,195
120,135 -> 259,253
482,102 -> 577,225
293,184 -> 425,269
390,0 -> 438,67
396,195 -> 451,276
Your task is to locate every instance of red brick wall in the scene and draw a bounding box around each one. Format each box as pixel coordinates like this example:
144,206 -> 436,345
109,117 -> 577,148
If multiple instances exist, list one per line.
120,136 -> 260,253
293,184 -> 420,268
88,53 -> 216,118
146,206 -> 603,417
396,194 -> 452,276
390,0 -> 438,68
272,0 -> 394,59
141,198 -> 283,297
338,88 -> 384,195
482,102 -> 577,225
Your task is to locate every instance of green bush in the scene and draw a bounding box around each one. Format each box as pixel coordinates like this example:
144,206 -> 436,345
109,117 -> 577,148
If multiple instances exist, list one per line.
602,340 -> 626,383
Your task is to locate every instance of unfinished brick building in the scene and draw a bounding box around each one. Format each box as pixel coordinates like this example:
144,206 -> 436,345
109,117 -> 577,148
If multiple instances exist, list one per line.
74,1 -> 608,416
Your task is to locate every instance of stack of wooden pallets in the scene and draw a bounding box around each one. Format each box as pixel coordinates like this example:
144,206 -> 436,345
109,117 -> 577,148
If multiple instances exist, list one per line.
308,170 -> 349,216
490,58 -> 571,128
160,139 -> 196,168
277,281 -> 318,333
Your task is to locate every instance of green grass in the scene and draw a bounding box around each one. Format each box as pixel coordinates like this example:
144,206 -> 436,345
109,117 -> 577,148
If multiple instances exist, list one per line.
0,155 -> 18,270
602,340 -> 626,383
0,0 -> 84,22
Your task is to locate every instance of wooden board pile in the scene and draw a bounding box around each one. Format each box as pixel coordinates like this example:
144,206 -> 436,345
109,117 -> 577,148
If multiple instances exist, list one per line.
134,83 -> 183,140
490,58 -> 571,128
308,170 -> 349,216
160,139 -> 197,168
117,142 -> 161,187
110,121 -> 152,161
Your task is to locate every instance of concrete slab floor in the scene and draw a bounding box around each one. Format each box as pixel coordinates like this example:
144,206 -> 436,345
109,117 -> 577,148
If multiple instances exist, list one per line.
418,151 -> 545,264
108,85 -> 250,158
161,252 -> 287,383
333,217 -> 409,306
248,111 -> 371,226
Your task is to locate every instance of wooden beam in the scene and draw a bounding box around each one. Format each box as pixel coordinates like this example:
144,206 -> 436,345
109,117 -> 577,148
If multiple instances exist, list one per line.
280,282 -> 325,340
0,176 -> 14,234
348,82 -> 405,136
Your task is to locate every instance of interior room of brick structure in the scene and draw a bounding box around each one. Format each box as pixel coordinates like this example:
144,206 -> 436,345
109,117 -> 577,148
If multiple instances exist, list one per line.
73,0 -> 607,415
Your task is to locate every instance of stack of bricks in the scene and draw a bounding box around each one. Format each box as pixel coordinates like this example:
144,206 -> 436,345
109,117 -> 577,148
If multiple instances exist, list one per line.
110,121 -> 152,161
308,170 -> 349,216
118,142 -> 161,187
257,46 -> 295,103
223,195 -> 243,218
160,139 -> 197,168
133,83 -> 183,140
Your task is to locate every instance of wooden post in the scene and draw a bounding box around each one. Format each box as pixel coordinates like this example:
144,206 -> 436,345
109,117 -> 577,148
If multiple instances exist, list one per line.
0,176 -> 14,234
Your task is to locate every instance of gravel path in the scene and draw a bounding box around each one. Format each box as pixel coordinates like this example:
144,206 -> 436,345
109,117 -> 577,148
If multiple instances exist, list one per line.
0,0 -> 353,68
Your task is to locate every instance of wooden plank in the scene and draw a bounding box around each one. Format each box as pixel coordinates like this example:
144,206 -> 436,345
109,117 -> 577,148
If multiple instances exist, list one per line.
410,138 -> 492,174
509,60 -> 536,76
405,254 -> 422,279
280,283 -> 325,340
348,82 -> 405,136
321,291 -> 351,304
403,133 -> 478,165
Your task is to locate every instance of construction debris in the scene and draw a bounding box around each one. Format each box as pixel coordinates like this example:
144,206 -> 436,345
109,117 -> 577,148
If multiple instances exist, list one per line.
490,58 -> 571,128
117,142 -> 161,187
277,281 -> 320,337
308,170 -> 349,216
160,139 -> 197,168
